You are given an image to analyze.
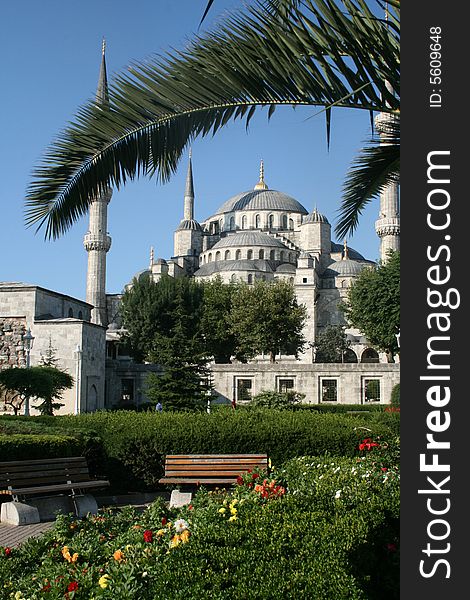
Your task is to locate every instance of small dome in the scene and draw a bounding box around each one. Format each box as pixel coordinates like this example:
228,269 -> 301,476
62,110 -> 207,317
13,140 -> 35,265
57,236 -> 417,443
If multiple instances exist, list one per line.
330,242 -> 365,260
211,231 -> 288,249
214,189 -> 308,215
176,219 -> 203,231
155,258 -> 167,265
323,259 -> 369,278
275,263 -> 296,273
302,208 -> 329,224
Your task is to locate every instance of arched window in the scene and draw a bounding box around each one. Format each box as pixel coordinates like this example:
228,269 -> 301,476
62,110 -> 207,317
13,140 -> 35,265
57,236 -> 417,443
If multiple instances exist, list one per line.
289,218 -> 294,230
225,250 -> 231,260
247,249 -> 253,260
236,249 -> 242,260
361,348 -> 380,363
230,216 -> 235,230
279,251 -> 285,262
231,274 -> 237,282
88,384 -> 98,412
268,214 -> 275,229
255,214 -> 261,229
259,249 -> 264,259
219,219 -> 224,232
343,349 -> 358,363
215,251 -> 221,261
282,214 -> 288,229
270,249 -> 276,260
78,311 -> 83,320
68,308 -> 73,318
242,215 -> 247,229
247,274 -> 253,284
208,253 -> 212,263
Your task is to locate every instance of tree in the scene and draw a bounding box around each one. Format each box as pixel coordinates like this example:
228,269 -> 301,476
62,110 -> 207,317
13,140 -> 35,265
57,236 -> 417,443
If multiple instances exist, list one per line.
314,325 -> 351,363
145,290 -> 212,411
39,336 -> 60,368
200,277 -> 238,363
341,250 -> 400,361
25,0 -> 399,241
230,280 -> 307,362
120,274 -> 204,362
0,366 -> 73,416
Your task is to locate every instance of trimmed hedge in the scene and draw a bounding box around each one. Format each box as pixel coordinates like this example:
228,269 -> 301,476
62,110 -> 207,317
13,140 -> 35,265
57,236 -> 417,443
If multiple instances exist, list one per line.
0,434 -> 83,461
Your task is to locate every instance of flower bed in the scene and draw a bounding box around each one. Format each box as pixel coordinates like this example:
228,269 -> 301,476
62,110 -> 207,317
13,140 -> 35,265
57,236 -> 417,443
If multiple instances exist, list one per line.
0,441 -> 399,599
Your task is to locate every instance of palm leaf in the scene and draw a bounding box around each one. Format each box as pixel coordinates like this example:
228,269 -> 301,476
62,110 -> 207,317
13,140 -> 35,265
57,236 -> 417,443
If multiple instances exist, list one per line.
25,0 -> 400,239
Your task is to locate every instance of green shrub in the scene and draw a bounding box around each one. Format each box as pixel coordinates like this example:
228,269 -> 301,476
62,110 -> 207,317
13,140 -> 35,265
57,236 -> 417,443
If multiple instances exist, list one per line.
250,389 -> 305,408
390,384 -> 400,406
0,434 -> 82,461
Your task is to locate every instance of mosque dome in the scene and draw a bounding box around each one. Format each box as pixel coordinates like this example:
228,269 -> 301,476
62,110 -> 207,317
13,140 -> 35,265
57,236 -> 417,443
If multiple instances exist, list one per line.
211,231 -> 288,250
330,242 -> 366,260
275,263 -> 296,274
176,219 -> 203,231
215,189 -> 308,215
302,208 -> 329,224
323,259 -> 370,278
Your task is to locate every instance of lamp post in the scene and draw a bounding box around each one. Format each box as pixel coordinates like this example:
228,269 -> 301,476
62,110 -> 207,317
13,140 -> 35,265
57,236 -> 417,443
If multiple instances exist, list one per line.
74,344 -> 82,415
23,328 -> 35,416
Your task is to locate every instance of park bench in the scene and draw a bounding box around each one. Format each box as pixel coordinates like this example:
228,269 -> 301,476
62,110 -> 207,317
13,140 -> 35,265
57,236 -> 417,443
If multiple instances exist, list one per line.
159,454 -> 268,507
0,456 -> 109,525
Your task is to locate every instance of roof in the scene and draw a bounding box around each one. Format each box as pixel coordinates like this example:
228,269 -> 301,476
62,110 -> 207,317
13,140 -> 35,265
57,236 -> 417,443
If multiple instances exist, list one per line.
214,189 -> 308,215
330,242 -> 366,260
211,231 -> 288,249
323,259 -> 372,278
194,259 -> 275,277
176,219 -> 202,231
303,208 -> 329,224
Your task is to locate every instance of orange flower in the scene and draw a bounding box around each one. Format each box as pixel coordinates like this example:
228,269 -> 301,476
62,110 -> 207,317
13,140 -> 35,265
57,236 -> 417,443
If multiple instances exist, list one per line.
169,534 -> 181,548
179,530 -> 190,543
113,549 -> 124,562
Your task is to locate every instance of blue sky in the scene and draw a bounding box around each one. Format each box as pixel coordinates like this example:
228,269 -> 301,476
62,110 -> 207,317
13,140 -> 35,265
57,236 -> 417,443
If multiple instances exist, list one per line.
2,0 -> 380,299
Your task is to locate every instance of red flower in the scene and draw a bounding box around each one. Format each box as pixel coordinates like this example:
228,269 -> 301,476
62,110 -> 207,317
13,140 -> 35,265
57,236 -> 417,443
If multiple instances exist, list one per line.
41,582 -> 52,592
236,476 -> 244,485
188,504 -> 194,510
252,473 -> 259,480
143,529 -> 153,543
4,547 -> 12,557
381,467 -> 388,472
358,438 -> 380,451
67,581 -> 79,592
161,517 -> 167,526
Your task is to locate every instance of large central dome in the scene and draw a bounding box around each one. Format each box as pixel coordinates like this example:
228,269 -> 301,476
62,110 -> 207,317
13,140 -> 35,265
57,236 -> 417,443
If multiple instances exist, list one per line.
215,189 -> 308,215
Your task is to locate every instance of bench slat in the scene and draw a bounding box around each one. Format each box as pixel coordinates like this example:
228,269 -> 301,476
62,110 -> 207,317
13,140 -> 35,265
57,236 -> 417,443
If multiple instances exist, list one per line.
0,457 -> 87,468
0,480 -> 110,496
159,477 -> 240,484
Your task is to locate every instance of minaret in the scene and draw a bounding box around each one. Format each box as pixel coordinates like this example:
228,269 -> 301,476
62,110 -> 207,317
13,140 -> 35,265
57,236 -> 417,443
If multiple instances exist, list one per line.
183,150 -> 195,220
83,39 -> 112,326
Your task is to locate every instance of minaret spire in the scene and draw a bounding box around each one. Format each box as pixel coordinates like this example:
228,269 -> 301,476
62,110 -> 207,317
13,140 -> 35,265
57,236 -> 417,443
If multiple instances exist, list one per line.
254,159 -> 268,190
84,40 -> 112,326
343,238 -> 349,260
183,151 -> 195,220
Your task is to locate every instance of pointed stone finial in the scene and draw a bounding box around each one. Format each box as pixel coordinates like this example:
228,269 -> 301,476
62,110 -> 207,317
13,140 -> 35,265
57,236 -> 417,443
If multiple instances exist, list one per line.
150,246 -> 154,267
183,152 -> 195,220
254,160 -> 268,190
96,38 -> 109,105
102,37 -> 106,55
343,238 -> 349,260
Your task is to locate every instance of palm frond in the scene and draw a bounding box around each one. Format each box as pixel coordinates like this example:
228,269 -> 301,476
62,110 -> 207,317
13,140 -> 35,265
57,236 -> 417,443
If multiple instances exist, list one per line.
25,0 -> 400,239
334,116 -> 400,239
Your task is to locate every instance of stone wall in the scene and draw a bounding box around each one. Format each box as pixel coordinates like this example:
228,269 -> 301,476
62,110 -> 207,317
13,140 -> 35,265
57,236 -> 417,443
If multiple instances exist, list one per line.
0,317 -> 26,369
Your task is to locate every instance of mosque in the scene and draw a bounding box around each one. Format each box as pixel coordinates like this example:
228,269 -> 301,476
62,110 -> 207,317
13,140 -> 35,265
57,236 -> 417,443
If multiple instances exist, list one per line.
0,45 -> 400,413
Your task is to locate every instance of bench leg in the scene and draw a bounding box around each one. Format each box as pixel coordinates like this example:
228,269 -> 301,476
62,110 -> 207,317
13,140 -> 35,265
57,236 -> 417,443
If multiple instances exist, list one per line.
72,494 -> 98,518
1,501 -> 40,526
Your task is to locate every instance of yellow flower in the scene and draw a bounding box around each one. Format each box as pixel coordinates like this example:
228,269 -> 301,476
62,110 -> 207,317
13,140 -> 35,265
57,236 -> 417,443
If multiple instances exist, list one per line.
228,515 -> 238,522
98,574 -> 110,589
218,507 -> 226,514
113,549 -> 124,562
169,534 -> 181,548
14,592 -> 24,600
156,529 -> 165,537
230,507 -> 237,515
179,529 -> 190,544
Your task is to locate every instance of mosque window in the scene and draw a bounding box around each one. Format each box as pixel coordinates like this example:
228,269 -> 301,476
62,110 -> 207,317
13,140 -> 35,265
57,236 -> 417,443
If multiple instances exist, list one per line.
282,215 -> 288,229
231,274 -> 237,282
321,379 -> 338,402
279,251 -> 285,262
208,253 -> 212,262
259,249 -> 264,259
121,379 -> 134,403
303,277 -> 308,284
361,348 -> 380,363
236,249 -> 242,260
230,216 -> 235,230
215,251 -> 221,261
268,214 -> 275,229
247,274 -> 253,284
255,214 -> 261,228
78,311 -> 83,320
343,348 -> 358,363
289,218 -> 294,230
236,378 -> 253,403
277,378 -> 295,393
210,221 -> 219,235
247,249 -> 253,259
363,378 -> 381,402
225,250 -> 231,260
68,308 -> 73,318
270,249 -> 276,260
242,215 -> 247,229
220,219 -> 224,232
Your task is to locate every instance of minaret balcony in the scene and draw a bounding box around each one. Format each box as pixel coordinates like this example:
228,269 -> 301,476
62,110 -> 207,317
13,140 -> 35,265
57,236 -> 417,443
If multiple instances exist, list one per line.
84,233 -> 112,252
375,217 -> 400,237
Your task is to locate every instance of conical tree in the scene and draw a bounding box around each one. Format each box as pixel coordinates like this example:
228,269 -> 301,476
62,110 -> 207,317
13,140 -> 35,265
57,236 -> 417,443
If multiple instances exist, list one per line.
25,0 -> 399,241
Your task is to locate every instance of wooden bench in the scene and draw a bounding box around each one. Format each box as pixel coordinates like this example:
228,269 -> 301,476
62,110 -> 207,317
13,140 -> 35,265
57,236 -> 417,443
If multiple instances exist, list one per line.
0,456 -> 109,501
159,454 -> 269,486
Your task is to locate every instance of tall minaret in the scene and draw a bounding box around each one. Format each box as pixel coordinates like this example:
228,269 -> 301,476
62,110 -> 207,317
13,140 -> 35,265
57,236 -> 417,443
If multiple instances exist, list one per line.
83,39 -> 112,326
183,149 -> 195,220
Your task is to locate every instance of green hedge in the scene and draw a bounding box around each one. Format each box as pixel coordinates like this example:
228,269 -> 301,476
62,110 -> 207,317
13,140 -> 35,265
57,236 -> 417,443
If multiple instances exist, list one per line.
40,409 -> 397,491
0,434 -> 83,461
